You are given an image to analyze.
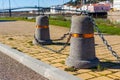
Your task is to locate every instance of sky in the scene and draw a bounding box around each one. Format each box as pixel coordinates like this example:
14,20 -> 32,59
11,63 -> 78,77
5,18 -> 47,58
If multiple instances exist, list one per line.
0,0 -> 71,9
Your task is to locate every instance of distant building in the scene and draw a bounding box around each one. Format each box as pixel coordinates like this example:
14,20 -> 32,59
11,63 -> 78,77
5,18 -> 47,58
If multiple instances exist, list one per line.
93,3 -> 111,12
50,1 -> 111,14
88,4 -> 94,12
50,4 -> 79,14
29,10 -> 37,14
113,0 -> 120,11
50,5 -> 63,14
82,1 -> 111,12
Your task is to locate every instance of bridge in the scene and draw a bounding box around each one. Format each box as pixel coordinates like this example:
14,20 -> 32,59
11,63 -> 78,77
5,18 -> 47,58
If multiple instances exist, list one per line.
0,6 -> 50,12
0,6 -> 107,18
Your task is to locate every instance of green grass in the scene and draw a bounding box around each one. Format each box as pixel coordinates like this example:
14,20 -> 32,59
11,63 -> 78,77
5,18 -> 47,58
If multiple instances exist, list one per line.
95,19 -> 120,35
91,64 -> 105,72
97,25 -> 120,35
0,17 -> 35,22
1,17 -> 120,35
64,66 -> 78,72
49,19 -> 70,28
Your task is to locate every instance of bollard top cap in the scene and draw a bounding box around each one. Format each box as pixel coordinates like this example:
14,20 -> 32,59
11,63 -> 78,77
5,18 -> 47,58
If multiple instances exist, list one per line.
71,15 -> 94,34
36,15 -> 49,26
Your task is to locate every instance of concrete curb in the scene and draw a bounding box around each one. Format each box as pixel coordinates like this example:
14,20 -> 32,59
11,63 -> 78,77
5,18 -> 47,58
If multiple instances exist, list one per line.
0,43 -> 82,80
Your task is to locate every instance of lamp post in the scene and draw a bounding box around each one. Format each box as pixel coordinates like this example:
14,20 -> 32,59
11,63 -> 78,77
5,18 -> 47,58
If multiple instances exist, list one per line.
38,0 -> 40,15
62,0 -> 65,15
2,0 -> 5,16
9,0 -> 12,17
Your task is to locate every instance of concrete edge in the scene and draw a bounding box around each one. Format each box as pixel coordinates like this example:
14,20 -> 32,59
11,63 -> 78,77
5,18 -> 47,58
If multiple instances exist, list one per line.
0,43 -> 82,80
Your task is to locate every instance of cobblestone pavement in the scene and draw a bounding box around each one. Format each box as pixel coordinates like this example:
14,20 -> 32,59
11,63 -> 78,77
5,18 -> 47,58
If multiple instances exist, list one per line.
0,21 -> 120,80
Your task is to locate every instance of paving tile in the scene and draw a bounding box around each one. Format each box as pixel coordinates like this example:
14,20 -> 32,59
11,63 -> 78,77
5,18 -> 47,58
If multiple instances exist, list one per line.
51,59 -> 65,63
96,70 -> 112,76
88,72 -> 101,77
104,57 -> 118,61
107,74 -> 120,79
89,76 -> 113,80
112,72 -> 120,77
76,73 -> 95,80
67,71 -> 78,75
59,55 -> 68,58
77,69 -> 91,73
59,65 -> 68,70
51,63 -> 65,68
62,52 -> 69,55
108,65 -> 120,74
41,57 -> 56,61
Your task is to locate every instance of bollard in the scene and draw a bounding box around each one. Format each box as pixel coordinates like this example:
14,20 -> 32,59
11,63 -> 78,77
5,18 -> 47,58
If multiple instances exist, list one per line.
33,15 -> 52,45
65,15 -> 99,69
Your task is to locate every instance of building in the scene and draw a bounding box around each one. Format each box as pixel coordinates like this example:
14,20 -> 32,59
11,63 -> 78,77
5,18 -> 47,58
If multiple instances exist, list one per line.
50,5 -> 63,14
113,0 -> 120,11
50,1 -> 111,14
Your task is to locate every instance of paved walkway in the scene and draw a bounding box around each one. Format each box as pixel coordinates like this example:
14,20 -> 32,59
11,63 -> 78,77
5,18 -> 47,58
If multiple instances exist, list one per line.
0,21 -> 120,80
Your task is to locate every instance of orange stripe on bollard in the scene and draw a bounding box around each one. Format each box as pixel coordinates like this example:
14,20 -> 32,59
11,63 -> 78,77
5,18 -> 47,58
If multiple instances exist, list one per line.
83,34 -> 94,38
71,33 -> 82,38
71,33 -> 94,38
36,25 -> 49,28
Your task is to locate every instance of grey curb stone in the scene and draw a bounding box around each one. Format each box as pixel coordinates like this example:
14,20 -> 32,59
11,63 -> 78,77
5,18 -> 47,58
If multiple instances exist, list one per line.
0,43 -> 82,80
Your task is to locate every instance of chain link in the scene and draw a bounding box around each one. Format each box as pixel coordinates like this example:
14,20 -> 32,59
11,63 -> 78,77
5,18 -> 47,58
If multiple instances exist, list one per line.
90,17 -> 120,62
34,32 -> 71,53
52,32 -> 69,41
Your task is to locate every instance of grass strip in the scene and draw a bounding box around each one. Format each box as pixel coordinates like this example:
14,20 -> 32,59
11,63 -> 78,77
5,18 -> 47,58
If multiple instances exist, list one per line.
0,17 -> 120,35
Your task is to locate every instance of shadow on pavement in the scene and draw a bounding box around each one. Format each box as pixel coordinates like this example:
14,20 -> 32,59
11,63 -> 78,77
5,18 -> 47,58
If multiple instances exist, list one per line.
100,61 -> 120,69
90,61 -> 120,72
40,42 -> 70,46
51,42 -> 70,46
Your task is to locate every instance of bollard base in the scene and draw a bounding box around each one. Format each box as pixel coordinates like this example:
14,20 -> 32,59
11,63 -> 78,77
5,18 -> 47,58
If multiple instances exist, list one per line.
33,39 -> 52,45
65,57 -> 99,69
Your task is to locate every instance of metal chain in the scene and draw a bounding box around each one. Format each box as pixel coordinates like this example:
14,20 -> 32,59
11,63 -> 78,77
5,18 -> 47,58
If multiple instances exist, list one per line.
90,17 -> 120,62
34,33 -> 71,53
52,32 -> 69,41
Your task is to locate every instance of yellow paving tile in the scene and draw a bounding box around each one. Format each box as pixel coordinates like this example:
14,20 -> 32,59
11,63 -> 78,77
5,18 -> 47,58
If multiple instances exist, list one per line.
59,66 -> 68,70
88,72 -> 101,77
59,55 -> 68,58
41,57 -> 56,61
112,72 -> 120,77
89,76 -> 113,80
96,70 -> 112,76
107,74 -> 120,79
77,69 -> 91,73
109,69 -> 120,72
51,59 -> 65,63
76,73 -> 95,80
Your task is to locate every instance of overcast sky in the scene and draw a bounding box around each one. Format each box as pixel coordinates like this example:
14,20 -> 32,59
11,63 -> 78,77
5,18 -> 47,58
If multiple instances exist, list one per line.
0,0 -> 70,9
